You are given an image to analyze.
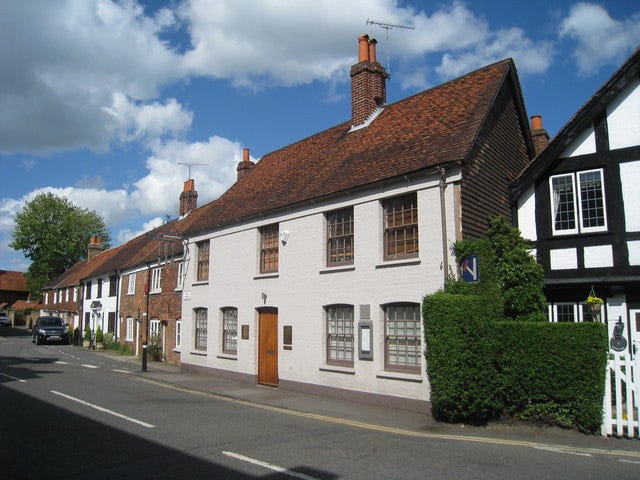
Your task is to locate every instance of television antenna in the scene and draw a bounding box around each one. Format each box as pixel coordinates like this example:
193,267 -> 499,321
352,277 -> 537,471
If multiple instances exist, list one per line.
177,162 -> 208,179
366,18 -> 415,77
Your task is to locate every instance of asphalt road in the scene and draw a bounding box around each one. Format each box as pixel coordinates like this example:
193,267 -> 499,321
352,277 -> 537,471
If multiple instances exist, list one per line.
1,327 -> 639,479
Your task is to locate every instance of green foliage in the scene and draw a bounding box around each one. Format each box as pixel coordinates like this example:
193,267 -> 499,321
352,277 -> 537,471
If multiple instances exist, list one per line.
103,331 -> 114,347
83,327 -> 91,340
10,193 -> 111,297
107,341 -> 134,356
95,327 -> 103,343
423,292 -> 502,423
449,216 -> 546,322
147,333 -> 163,361
423,295 -> 608,433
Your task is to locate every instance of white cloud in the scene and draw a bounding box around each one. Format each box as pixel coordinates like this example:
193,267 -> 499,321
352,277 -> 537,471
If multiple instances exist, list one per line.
0,0 -> 185,154
559,3 -> 640,75
104,92 -> 193,142
117,217 -> 165,243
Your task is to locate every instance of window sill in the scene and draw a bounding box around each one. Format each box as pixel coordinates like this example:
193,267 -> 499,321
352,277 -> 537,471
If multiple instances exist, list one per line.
192,281 -> 209,286
376,371 -> 422,383
319,265 -> 355,275
375,258 -> 421,269
173,348 -> 181,353
253,273 -> 279,280
319,365 -> 355,375
217,354 -> 237,361
149,290 -> 162,295
190,350 -> 207,356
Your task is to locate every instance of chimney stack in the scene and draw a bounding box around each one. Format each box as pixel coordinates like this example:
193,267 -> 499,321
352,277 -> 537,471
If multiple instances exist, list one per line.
350,35 -> 387,126
236,147 -> 255,182
87,236 -> 105,260
179,178 -> 198,216
530,115 -> 549,156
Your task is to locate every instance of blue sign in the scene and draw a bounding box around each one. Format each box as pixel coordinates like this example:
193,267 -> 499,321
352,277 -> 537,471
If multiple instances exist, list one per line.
462,255 -> 480,282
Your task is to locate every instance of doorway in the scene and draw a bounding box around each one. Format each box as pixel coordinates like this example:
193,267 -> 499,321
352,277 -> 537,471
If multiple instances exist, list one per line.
258,309 -> 278,386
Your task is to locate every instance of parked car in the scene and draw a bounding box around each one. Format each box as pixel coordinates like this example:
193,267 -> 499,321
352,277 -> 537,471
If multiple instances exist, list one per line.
32,316 -> 70,344
0,312 -> 9,327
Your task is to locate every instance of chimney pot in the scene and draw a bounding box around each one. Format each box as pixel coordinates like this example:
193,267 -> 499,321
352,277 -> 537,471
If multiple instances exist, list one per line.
531,115 -> 543,130
368,38 -> 378,64
358,34 -> 370,63
530,115 -> 549,156
243,147 -> 250,163
237,147 -> 255,182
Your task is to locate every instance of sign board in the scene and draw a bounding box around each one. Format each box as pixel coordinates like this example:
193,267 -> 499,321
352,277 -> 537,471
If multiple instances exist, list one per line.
462,255 -> 480,283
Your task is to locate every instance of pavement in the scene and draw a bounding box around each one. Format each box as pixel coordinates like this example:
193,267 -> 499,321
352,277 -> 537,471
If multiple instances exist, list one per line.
88,347 -> 640,457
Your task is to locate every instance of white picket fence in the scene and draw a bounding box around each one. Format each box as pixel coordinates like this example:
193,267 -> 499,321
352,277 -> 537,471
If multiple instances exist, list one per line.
602,353 -> 640,438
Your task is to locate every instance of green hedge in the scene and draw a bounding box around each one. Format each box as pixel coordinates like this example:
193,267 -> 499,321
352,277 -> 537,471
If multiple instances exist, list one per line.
423,293 -> 608,433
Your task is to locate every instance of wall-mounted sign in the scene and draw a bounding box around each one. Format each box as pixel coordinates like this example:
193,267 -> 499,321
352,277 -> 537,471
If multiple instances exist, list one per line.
462,255 -> 480,283
358,321 -> 373,360
182,291 -> 191,301
610,318 -> 627,352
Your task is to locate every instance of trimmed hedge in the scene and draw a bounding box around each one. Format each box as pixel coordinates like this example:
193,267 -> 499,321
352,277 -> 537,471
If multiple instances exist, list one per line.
423,293 -> 608,433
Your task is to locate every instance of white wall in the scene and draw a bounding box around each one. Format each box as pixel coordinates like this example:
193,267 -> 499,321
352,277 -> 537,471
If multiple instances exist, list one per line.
516,185 -> 536,241
620,160 -> 640,232
607,79 -> 640,151
181,173 -> 461,403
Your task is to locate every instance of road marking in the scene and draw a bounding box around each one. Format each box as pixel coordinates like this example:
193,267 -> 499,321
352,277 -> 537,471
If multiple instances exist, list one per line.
81,364 -> 99,369
112,369 -> 132,374
55,361 -> 68,365
50,390 -> 155,428
534,446 -> 592,457
0,372 -> 26,383
223,451 -> 320,480
140,378 -> 640,461
619,459 -> 640,465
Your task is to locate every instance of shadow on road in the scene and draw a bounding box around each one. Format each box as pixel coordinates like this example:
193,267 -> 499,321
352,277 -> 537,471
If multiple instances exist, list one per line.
0,383 -> 338,479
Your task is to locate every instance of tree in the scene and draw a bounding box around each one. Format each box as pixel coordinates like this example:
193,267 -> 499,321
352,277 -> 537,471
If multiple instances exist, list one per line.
450,216 -> 546,322
10,193 -> 111,297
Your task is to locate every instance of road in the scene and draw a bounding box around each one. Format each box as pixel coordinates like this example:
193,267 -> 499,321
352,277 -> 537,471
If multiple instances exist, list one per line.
1,327 -> 639,479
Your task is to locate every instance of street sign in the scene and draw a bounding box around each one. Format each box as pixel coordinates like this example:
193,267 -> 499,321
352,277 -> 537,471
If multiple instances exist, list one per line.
462,255 -> 480,282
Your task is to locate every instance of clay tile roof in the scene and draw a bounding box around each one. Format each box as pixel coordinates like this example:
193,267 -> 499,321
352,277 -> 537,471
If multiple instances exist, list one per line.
182,59 -> 513,236
11,299 -> 42,310
0,270 -> 29,292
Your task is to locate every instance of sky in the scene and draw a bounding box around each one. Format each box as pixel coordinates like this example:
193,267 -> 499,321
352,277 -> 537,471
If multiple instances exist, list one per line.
1,0 -> 639,273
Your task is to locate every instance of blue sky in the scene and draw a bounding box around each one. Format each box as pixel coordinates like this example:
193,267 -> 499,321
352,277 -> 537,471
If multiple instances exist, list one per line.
1,0 -> 639,272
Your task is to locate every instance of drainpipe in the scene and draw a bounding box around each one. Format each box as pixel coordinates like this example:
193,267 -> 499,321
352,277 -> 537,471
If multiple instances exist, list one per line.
439,167 -> 449,284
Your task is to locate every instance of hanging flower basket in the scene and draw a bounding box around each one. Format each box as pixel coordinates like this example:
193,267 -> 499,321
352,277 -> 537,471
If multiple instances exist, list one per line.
586,295 -> 603,313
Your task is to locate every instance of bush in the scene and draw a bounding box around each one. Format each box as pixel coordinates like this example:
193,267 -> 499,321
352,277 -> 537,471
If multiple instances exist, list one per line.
423,292 -> 502,423
103,331 -> 114,347
83,328 -> 91,340
95,327 -> 103,343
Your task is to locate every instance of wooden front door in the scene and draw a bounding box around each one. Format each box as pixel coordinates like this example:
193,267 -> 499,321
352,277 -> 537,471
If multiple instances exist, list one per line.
258,310 -> 278,386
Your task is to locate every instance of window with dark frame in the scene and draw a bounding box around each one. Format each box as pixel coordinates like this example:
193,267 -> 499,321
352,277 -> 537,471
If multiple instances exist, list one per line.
384,303 -> 421,373
109,275 -> 117,297
85,281 -> 91,299
260,224 -> 279,273
383,193 -> 419,261
326,207 -> 354,266
196,240 -> 210,282
97,278 -> 103,298
194,308 -> 208,351
221,307 -> 238,354
555,304 -> 575,322
326,305 -> 354,366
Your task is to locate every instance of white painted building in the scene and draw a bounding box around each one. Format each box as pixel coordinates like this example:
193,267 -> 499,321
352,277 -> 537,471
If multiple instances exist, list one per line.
179,37 -> 536,410
512,48 -> 640,351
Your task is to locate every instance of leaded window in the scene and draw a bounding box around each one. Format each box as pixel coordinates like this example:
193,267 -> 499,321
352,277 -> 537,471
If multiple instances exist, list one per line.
194,308 -> 207,351
327,208 -> 354,266
197,240 -> 209,282
385,303 -> 421,372
384,193 -> 418,260
550,169 -> 607,235
260,224 -> 279,273
326,305 -> 354,365
222,307 -> 238,354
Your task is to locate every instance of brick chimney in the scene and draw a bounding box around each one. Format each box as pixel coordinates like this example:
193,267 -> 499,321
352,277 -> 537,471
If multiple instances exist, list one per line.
350,35 -> 387,126
236,147 -> 255,182
179,178 -> 198,216
87,236 -> 105,260
530,115 -> 549,156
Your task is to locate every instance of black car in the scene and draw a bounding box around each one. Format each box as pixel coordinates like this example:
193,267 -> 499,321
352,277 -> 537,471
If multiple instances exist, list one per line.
32,316 -> 70,345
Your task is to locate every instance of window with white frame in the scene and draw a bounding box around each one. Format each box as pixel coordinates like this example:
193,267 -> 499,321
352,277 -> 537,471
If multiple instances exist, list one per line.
221,308 -> 238,354
65,288 -> 69,302
127,273 -> 136,295
150,319 -> 161,343
548,302 -> 603,323
326,305 -> 354,366
175,320 -> 182,350
194,308 -> 208,351
550,169 -> 607,235
126,317 -> 134,342
150,268 -> 162,293
176,261 -> 185,290
384,303 -> 421,373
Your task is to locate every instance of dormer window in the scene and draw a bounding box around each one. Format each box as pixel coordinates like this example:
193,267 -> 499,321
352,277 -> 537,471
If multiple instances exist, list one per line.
550,169 -> 607,235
